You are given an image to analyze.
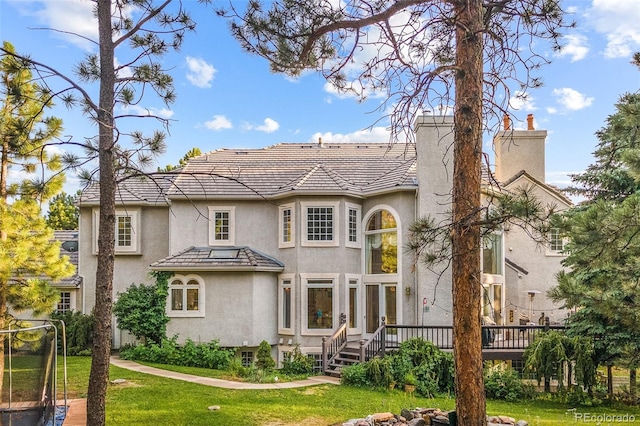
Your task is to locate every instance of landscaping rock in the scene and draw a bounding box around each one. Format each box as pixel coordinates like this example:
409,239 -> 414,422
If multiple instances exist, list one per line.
343,408 -> 527,426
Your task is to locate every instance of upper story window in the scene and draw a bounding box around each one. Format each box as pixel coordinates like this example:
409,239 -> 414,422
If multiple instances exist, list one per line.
279,203 -> 295,248
365,209 -> 398,274
208,206 -> 235,246
482,232 -> 503,275
547,228 -> 567,255
93,209 -> 140,254
168,274 -> 205,317
346,203 -> 361,248
301,201 -> 339,247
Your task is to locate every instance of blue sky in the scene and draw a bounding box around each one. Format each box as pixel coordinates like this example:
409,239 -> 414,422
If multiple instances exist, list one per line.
2,0 -> 640,197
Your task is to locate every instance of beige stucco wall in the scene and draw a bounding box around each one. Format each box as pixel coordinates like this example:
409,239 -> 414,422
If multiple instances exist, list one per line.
502,175 -> 571,325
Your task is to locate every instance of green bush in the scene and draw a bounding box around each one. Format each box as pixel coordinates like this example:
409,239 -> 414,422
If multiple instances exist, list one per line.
113,272 -> 170,345
281,344 -> 315,375
51,310 -> 94,356
255,340 -> 275,371
119,336 -> 234,369
340,363 -> 368,387
484,363 -> 526,401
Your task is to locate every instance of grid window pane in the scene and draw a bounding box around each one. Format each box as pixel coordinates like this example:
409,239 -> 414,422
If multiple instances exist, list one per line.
549,228 -> 564,251
186,289 -> 199,311
348,208 -> 358,242
117,216 -> 132,247
214,211 -> 230,240
282,208 -> 292,243
306,207 -> 333,241
170,278 -> 201,313
57,291 -> 71,313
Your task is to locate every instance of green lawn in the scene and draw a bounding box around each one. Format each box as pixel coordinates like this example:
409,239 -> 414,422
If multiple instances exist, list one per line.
58,357 -> 640,425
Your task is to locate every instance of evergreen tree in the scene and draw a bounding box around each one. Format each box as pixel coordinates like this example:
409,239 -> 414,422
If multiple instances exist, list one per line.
158,147 -> 202,172
2,2 -> 211,423
46,191 -> 79,230
550,53 -> 640,399
0,41 -> 64,204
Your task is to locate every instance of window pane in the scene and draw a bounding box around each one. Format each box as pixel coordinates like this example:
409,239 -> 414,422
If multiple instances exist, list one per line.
306,207 -> 333,241
171,288 -> 183,310
186,288 -> 199,311
366,232 -> 397,274
349,286 -> 358,328
282,286 -> 291,329
366,210 -> 396,231
58,291 -> 71,313
282,208 -> 292,243
214,211 -> 230,240
117,216 -> 132,247
348,208 -> 358,242
307,286 -> 332,329
482,233 -> 502,275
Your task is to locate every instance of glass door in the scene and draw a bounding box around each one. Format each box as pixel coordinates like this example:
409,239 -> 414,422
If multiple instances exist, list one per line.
366,284 -> 379,333
366,283 -> 397,334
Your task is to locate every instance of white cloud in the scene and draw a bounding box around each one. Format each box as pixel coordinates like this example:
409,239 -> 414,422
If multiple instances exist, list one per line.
11,0 -> 98,50
255,118 -> 280,133
509,91 -> 537,111
120,105 -> 174,119
552,88 -> 594,111
556,34 -> 589,62
204,115 -> 233,131
185,56 -> 216,88
309,126 -> 390,144
589,0 -> 640,58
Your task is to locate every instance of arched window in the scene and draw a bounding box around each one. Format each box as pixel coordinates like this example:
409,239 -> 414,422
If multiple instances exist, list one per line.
168,275 -> 204,317
365,210 -> 398,274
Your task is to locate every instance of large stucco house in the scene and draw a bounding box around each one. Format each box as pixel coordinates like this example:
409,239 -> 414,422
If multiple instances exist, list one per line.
72,114 -> 570,366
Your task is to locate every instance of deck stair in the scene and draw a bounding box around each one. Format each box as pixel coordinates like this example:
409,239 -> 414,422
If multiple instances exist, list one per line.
325,341 -> 362,377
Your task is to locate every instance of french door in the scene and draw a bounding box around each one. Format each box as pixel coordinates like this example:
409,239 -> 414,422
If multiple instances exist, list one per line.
365,283 -> 397,334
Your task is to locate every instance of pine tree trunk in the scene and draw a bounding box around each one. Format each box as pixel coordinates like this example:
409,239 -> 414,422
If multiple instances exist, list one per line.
452,0 -> 486,424
86,1 -> 117,424
630,369 -> 636,402
607,365 -> 614,403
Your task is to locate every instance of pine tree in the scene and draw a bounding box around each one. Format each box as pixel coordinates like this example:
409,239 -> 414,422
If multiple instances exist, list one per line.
46,191 -> 79,230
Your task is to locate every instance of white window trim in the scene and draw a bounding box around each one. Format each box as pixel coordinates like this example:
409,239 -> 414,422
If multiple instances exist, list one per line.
301,201 -> 339,247
546,228 -> 568,256
301,273 -> 339,335
167,274 -> 205,318
345,203 -> 362,249
278,203 -> 296,249
92,208 -> 141,254
345,274 -> 362,334
278,274 -> 295,335
208,206 -> 236,246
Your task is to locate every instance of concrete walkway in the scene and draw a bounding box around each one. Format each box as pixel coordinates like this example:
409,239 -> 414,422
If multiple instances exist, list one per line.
109,356 -> 341,389
63,357 -> 340,425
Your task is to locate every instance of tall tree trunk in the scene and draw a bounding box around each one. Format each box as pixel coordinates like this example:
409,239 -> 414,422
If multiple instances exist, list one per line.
607,365 -> 614,403
452,1 -> 486,425
87,1 -> 117,424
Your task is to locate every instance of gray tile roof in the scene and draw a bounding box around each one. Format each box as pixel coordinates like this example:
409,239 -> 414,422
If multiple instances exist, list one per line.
54,230 -> 82,287
168,143 -> 418,199
149,246 -> 285,272
79,173 -> 176,205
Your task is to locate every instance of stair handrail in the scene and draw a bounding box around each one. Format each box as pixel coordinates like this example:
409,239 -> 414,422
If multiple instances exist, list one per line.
322,313 -> 348,374
359,317 -> 387,363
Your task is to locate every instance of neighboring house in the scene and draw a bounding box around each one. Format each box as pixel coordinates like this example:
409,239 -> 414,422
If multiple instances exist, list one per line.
77,114 -> 569,366
52,230 -> 82,314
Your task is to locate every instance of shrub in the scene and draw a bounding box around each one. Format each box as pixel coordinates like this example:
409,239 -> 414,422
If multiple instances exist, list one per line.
51,310 -> 94,356
255,340 -> 275,371
119,336 -> 234,369
113,272 -> 170,345
364,356 -> 394,388
341,363 -> 368,387
281,344 -> 315,376
484,363 -> 526,401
